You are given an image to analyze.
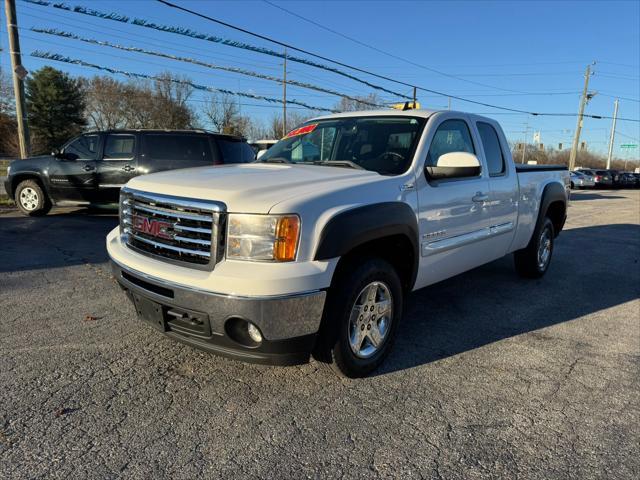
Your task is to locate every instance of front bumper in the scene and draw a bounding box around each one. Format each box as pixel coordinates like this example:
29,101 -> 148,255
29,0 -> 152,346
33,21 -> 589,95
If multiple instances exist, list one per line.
111,260 -> 326,366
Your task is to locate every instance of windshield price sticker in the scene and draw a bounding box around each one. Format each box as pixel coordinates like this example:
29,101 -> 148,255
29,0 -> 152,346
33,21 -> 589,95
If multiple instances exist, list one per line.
285,124 -> 318,138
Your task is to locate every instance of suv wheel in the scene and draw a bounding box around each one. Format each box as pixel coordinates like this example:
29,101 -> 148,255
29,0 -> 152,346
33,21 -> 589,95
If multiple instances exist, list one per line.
15,179 -> 51,216
514,217 -> 555,278
314,258 -> 403,378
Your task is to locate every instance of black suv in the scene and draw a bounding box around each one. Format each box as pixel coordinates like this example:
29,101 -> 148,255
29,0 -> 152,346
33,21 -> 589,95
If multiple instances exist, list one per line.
5,129 -> 255,216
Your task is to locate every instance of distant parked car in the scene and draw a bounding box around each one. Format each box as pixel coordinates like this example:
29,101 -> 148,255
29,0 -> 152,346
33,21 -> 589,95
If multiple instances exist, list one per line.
592,170 -> 613,188
630,173 -> 640,188
607,169 -> 624,188
621,172 -> 639,188
5,129 -> 256,216
570,171 -> 595,189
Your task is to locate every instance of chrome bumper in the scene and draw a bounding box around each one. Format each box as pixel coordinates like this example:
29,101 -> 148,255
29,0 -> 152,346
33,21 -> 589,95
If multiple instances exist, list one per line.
111,260 -> 326,365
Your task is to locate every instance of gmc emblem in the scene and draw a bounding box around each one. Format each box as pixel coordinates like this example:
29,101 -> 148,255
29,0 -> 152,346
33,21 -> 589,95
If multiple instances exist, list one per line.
132,215 -> 173,240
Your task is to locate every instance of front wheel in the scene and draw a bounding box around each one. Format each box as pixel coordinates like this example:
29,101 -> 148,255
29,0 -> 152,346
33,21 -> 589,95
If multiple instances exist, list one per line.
314,258 -> 403,378
15,179 -> 52,216
514,217 -> 555,278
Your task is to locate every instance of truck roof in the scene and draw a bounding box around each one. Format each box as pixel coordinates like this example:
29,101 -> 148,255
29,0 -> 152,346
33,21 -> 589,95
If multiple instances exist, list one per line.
84,128 -> 245,141
310,108 -> 495,123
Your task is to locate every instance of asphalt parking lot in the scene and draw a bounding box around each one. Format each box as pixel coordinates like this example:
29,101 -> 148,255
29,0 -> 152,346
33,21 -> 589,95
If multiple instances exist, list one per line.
1,189 -> 638,479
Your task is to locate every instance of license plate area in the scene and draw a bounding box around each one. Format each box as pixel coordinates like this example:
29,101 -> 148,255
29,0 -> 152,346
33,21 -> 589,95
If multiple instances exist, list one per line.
131,293 -> 167,332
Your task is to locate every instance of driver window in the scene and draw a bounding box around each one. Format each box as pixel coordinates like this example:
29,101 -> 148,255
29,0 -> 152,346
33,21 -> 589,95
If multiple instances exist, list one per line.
426,119 -> 475,168
63,134 -> 99,161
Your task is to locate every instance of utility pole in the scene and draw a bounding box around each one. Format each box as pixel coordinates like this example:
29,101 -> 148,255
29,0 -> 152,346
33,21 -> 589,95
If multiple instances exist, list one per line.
282,49 -> 287,137
521,122 -> 529,164
448,97 -> 451,110
606,99 -> 619,169
569,63 -> 595,171
4,0 -> 30,158
412,86 -> 416,108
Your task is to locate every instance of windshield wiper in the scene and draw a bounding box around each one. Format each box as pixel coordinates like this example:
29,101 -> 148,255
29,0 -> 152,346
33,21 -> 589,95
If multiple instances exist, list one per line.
307,160 -> 365,170
261,157 -> 291,164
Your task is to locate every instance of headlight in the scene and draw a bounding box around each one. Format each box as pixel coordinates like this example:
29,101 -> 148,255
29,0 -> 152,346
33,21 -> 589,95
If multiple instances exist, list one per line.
227,214 -> 300,262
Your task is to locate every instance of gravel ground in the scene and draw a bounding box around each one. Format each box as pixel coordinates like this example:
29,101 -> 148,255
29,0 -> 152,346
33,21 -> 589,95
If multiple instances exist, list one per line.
0,190 -> 638,479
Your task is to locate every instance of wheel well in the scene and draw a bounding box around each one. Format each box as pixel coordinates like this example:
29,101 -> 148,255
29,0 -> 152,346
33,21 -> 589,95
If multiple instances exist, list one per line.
333,235 -> 416,292
11,174 -> 46,198
546,201 -> 566,235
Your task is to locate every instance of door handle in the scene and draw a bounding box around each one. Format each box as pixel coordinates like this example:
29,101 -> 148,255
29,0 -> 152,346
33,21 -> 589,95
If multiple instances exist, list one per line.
472,192 -> 489,203
82,165 -> 95,172
121,165 -> 136,172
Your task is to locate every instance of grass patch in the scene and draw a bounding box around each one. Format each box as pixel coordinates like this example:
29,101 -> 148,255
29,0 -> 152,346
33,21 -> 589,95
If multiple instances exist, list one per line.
0,196 -> 14,206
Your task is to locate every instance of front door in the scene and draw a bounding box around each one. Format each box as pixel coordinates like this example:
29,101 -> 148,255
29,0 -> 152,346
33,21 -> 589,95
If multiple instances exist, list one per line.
95,133 -> 138,203
48,133 -> 101,203
414,116 -> 495,289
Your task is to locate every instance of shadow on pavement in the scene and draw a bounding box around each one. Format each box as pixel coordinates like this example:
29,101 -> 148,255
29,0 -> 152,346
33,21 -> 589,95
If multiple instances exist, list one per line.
570,192 -> 627,201
0,208 -> 118,273
375,223 -> 640,376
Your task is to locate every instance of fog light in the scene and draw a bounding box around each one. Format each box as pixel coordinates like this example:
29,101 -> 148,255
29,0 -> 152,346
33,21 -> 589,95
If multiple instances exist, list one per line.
247,323 -> 263,343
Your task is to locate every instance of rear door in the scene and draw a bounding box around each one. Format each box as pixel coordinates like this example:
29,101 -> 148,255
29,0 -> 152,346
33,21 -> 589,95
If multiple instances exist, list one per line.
415,114 -> 494,288
48,133 -> 101,203
473,119 -> 518,257
95,133 -> 138,203
140,133 -> 214,174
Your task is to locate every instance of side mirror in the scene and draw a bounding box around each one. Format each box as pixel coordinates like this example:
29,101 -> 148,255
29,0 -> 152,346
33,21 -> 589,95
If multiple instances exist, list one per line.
426,152 -> 481,180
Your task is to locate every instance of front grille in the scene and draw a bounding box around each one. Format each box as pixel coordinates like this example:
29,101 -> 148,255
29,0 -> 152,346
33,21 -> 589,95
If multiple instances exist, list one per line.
119,187 -> 226,270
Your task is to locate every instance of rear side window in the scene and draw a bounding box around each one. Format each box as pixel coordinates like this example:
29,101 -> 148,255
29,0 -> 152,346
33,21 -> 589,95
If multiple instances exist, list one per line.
144,134 -> 212,163
64,134 -> 99,160
426,119 -> 475,168
218,139 -> 256,163
477,122 -> 505,176
104,134 -> 136,160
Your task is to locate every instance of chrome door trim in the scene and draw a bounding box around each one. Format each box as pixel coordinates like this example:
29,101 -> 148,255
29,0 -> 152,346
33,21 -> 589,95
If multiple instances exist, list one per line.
422,221 -> 514,256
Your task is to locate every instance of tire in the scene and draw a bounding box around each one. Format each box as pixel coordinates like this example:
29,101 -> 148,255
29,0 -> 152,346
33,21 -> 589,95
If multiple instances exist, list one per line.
313,258 -> 403,378
15,179 -> 52,216
514,217 -> 555,278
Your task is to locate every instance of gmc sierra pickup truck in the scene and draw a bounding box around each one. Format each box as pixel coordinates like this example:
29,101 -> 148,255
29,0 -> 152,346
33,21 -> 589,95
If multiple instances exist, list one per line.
107,109 -> 570,377
5,129 -> 255,216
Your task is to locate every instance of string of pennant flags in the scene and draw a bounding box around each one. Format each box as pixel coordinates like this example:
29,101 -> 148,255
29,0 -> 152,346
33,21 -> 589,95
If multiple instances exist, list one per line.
30,28 -> 385,108
21,0 -> 411,100
30,50 -> 342,113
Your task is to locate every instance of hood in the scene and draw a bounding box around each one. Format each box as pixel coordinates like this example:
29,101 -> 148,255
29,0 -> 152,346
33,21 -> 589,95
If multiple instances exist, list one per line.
126,163 -> 383,213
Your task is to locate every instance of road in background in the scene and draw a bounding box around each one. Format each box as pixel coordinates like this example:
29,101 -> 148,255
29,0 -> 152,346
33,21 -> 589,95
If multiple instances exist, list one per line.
0,190 -> 639,479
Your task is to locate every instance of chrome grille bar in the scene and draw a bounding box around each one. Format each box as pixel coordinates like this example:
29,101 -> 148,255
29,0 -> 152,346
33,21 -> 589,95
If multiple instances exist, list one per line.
119,187 -> 226,270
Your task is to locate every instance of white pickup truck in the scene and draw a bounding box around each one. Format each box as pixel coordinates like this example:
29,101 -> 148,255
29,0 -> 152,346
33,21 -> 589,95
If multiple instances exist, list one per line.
107,109 -> 569,377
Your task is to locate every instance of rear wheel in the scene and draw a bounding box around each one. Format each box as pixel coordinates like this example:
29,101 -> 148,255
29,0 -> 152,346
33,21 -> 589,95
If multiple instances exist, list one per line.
314,258 -> 403,378
514,217 -> 555,278
15,179 -> 51,216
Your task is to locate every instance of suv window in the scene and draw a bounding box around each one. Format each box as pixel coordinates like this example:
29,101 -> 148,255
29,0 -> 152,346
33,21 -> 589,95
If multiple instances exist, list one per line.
144,134 -> 212,163
218,139 -> 255,163
104,134 -> 136,160
477,122 -> 505,176
64,134 -> 99,160
426,119 -> 475,169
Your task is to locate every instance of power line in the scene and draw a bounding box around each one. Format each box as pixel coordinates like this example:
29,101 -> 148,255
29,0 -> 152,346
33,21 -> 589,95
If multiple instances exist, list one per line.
261,0 -> 529,94
31,28 -> 384,107
154,0 -> 640,121
30,51 -> 340,112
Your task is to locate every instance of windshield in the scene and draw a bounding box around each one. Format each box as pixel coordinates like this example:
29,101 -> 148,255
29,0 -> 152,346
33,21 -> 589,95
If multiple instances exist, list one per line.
260,116 -> 426,175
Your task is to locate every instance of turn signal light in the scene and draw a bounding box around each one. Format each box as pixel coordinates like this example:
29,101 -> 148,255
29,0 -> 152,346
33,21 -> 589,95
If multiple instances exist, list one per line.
274,216 -> 300,261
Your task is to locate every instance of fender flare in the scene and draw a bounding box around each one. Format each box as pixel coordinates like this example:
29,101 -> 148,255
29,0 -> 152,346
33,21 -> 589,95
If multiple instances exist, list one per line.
314,202 -> 419,286
8,171 -> 50,199
536,182 -> 567,237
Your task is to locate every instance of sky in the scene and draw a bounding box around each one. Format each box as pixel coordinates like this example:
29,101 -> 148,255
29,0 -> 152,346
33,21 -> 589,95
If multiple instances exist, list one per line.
1,0 -> 639,158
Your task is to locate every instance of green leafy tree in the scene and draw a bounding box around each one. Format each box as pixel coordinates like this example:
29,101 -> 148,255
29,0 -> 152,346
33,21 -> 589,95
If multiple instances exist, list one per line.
26,66 -> 86,153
